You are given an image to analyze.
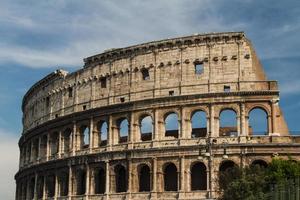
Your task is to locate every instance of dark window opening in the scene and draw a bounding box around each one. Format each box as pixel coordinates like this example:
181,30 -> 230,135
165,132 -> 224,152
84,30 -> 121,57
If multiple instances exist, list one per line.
55,114 -> 59,118
224,85 -> 230,92
251,160 -> 268,168
46,97 -> 50,108
77,170 -> 86,195
164,163 -> 178,191
195,63 -> 204,74
100,78 -> 107,88
169,90 -> 174,96
83,105 -> 87,110
191,162 -> 207,190
95,168 -> 106,194
46,175 -> 55,197
37,176 -> 44,199
141,69 -> 150,80
120,97 -> 125,103
139,165 -> 151,192
115,165 -> 127,193
68,87 -> 73,97
59,172 -> 69,196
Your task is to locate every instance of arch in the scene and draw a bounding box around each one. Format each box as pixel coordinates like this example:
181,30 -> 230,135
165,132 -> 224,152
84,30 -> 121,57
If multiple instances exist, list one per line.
59,171 -> 69,196
63,128 -> 72,153
163,162 -> 178,191
219,160 -> 237,172
40,135 -> 47,160
138,164 -> 151,192
164,112 -> 179,138
191,110 -> 207,138
80,125 -> 90,148
32,138 -> 39,161
251,159 -> 268,168
94,168 -> 106,194
28,177 -> 35,200
191,162 -> 207,190
46,174 -> 56,197
248,107 -> 268,135
140,115 -> 153,141
37,176 -> 44,199
219,160 -> 239,190
219,109 -> 237,137
97,120 -> 108,146
76,169 -> 86,195
114,164 -> 128,193
117,118 -> 129,143
50,132 -> 59,156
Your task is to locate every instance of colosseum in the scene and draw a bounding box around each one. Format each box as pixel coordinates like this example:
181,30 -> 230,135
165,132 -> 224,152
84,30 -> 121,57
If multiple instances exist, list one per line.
15,31 -> 300,200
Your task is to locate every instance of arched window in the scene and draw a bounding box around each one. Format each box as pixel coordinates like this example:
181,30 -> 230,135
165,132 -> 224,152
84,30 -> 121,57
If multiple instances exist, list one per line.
249,108 -> 268,135
28,177 -> 35,199
32,139 -> 39,161
94,168 -> 106,194
139,164 -> 151,192
164,163 -> 178,191
97,121 -> 108,146
219,109 -> 237,136
251,160 -> 268,168
115,165 -> 127,193
80,125 -> 90,148
164,113 -> 179,138
59,172 -> 69,196
219,160 -> 238,189
37,176 -> 44,199
191,111 -> 207,138
140,116 -> 153,141
40,135 -> 47,160
76,169 -> 86,195
46,174 -> 56,197
63,128 -> 72,153
191,162 -> 207,190
118,118 -> 129,143
50,132 -> 59,156
141,68 -> 150,80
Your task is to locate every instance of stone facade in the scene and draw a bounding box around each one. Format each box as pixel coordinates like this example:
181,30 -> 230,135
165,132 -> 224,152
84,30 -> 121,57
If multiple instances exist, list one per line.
15,32 -> 299,200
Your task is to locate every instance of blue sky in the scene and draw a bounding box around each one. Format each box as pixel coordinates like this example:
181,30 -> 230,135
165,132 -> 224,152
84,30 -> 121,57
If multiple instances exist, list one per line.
0,0 -> 299,199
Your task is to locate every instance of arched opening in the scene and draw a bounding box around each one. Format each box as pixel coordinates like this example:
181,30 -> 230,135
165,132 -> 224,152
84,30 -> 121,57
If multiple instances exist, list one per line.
115,165 -> 127,193
28,177 -> 35,199
37,176 -> 44,199
219,160 -> 238,189
251,160 -> 268,168
26,143 -> 31,162
63,128 -> 72,153
80,125 -> 90,148
164,163 -> 178,191
118,118 -> 129,143
59,172 -> 69,196
94,168 -> 106,194
249,108 -> 268,135
219,109 -> 237,137
191,110 -> 207,138
40,135 -> 47,160
76,169 -> 86,195
46,174 -> 56,197
32,139 -> 39,161
191,162 -> 207,190
139,164 -> 151,192
164,113 -> 179,138
50,132 -> 59,156
97,121 -> 108,146
140,116 -> 153,141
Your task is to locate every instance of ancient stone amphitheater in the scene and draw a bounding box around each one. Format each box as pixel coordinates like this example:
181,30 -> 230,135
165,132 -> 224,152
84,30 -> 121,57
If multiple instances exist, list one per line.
15,32 -> 300,200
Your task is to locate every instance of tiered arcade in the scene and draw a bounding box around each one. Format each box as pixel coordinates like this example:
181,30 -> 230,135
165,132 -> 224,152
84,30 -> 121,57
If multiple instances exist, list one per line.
15,32 -> 300,200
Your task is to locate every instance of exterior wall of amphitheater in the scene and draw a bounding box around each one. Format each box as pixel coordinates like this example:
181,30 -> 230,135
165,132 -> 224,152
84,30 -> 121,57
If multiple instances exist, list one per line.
15,32 -> 300,200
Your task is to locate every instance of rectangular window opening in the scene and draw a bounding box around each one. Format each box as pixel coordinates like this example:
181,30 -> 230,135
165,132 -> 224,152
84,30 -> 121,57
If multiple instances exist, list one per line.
100,78 -> 107,88
169,90 -> 174,96
68,87 -> 73,98
83,105 -> 87,110
120,97 -> 125,103
224,85 -> 231,92
195,63 -> 204,75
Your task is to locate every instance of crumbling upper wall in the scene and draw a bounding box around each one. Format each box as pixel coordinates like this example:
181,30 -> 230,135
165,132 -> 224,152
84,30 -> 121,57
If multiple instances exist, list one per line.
22,32 -> 280,133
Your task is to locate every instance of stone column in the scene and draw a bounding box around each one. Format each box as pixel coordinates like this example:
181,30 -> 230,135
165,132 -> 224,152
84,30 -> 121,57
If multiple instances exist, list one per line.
46,134 -> 50,161
180,157 -> 185,191
108,115 -> 113,149
128,159 -> 133,197
153,109 -> 160,141
86,164 -> 90,196
54,173 -> 59,199
179,107 -> 185,139
129,113 -> 135,144
37,137 -> 41,162
33,173 -> 38,200
89,117 -> 94,153
209,104 -> 216,137
58,130 -> 62,158
240,103 -> 246,136
72,121 -> 76,156
43,175 -> 47,200
68,165 -> 73,198
271,100 -> 277,135
152,158 -> 157,192
105,161 -> 110,196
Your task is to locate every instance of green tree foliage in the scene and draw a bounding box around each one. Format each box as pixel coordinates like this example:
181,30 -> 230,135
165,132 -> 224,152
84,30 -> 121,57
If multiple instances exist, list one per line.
219,158 -> 300,200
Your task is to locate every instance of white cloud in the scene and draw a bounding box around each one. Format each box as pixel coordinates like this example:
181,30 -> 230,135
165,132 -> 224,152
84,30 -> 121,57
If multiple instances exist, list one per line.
0,130 -> 19,200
